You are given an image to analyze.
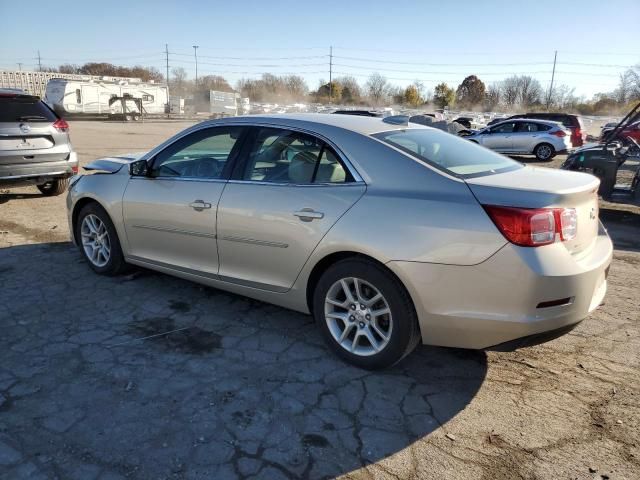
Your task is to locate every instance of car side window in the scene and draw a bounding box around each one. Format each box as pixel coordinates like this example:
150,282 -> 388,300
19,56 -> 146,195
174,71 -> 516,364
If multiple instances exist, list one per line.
490,122 -> 516,134
152,127 -> 244,179
243,128 -> 350,184
516,122 -> 544,133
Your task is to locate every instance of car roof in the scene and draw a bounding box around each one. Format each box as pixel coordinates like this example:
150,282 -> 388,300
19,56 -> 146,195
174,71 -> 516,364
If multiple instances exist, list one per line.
491,118 -> 563,128
207,113 -> 427,136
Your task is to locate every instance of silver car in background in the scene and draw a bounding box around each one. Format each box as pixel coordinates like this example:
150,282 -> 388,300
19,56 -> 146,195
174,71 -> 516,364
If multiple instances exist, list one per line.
0,89 -> 77,195
67,114 -> 611,369
466,118 -> 572,161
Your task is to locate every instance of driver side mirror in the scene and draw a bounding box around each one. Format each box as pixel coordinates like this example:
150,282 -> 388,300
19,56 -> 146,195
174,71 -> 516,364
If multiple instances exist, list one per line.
130,159 -> 150,177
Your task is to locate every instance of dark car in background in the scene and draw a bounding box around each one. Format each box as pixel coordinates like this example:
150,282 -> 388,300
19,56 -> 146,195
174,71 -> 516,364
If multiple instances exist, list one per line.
0,89 -> 77,195
507,113 -> 585,148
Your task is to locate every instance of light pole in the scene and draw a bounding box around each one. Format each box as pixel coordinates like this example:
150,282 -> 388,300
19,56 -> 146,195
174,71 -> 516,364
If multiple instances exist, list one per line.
192,45 -> 199,87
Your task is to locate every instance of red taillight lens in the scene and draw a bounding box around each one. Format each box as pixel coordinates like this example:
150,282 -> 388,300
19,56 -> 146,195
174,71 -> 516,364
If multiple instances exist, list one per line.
53,118 -> 69,132
572,128 -> 583,146
483,205 -> 577,247
552,130 -> 567,137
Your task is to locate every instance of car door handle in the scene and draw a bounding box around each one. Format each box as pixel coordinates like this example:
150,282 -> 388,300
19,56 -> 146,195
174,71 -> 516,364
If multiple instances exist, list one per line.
189,200 -> 211,211
293,209 -> 324,221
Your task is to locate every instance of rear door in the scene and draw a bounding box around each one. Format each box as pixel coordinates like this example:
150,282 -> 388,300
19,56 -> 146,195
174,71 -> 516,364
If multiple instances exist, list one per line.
216,126 -> 365,292
512,121 -> 543,153
481,122 -> 516,152
122,126 -> 246,275
0,95 -> 67,169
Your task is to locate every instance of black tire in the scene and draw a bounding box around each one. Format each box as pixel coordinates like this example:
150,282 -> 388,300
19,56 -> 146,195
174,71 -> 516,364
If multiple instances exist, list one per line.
75,202 -> 127,275
37,178 -> 69,196
313,258 -> 421,370
534,143 -> 555,161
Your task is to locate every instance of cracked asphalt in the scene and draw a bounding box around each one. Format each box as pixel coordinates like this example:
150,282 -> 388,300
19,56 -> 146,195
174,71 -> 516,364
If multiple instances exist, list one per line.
1,121 -> 639,479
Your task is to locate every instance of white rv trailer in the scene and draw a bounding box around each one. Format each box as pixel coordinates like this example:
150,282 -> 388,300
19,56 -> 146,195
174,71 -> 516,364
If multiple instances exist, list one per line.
209,90 -> 240,116
44,77 -> 168,116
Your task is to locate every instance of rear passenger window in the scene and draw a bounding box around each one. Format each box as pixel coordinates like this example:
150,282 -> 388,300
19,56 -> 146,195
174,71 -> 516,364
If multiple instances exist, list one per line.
243,128 -> 351,184
516,122 -> 550,133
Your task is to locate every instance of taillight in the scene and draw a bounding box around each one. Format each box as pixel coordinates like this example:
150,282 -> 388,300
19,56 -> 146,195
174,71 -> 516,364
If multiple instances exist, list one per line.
53,118 -> 69,132
552,130 -> 567,137
556,208 -> 577,241
572,128 -> 583,146
483,205 -> 577,247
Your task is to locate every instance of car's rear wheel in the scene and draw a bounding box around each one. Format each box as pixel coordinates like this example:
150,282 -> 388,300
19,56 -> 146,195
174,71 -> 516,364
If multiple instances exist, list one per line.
534,143 -> 555,161
313,258 -> 420,370
37,178 -> 69,196
76,203 -> 127,275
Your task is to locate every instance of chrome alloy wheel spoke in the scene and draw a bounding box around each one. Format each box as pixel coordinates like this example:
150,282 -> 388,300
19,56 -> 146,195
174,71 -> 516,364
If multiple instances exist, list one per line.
324,277 -> 393,357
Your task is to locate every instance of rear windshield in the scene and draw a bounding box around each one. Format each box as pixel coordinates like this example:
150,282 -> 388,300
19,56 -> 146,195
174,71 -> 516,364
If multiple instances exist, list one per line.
373,128 -> 523,179
0,96 -> 57,122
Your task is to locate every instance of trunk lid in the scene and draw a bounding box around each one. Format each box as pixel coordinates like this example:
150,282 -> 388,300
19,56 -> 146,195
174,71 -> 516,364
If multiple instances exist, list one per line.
466,165 -> 601,254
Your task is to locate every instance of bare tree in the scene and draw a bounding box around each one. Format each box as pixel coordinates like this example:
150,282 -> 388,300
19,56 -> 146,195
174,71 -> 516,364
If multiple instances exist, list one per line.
517,76 -> 542,107
366,73 -> 389,106
501,76 -> 519,107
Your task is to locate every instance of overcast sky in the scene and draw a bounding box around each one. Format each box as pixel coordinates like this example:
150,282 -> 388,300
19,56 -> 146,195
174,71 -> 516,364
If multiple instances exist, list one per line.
1,0 -> 638,98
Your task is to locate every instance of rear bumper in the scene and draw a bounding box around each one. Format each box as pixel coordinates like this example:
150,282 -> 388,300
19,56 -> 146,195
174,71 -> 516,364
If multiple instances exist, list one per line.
388,228 -> 613,349
0,152 -> 78,186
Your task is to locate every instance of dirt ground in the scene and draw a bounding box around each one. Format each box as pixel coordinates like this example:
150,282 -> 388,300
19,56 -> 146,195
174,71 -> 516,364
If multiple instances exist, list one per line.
0,121 -> 638,480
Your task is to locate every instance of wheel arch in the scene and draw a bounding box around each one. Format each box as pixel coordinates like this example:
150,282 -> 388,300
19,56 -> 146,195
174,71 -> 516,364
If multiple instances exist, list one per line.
304,251 -> 419,326
71,196 -> 107,243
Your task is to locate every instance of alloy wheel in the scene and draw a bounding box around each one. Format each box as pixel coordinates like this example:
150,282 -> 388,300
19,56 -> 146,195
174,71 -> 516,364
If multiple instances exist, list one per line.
324,277 -> 393,356
537,145 -> 552,160
80,214 -> 111,267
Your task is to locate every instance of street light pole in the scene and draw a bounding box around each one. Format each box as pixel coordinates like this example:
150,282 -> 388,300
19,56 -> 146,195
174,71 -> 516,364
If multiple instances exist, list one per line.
192,45 -> 199,87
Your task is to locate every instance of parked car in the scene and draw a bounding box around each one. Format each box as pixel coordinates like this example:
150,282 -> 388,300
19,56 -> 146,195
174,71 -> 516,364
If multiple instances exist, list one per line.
67,114 -> 611,369
600,121 -> 620,139
332,110 -> 384,117
487,116 -> 508,126
0,89 -> 77,195
452,117 -> 473,129
507,112 -> 585,147
466,119 -> 572,161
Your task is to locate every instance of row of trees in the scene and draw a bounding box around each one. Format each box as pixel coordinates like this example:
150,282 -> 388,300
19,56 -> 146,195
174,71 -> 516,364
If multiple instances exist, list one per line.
43,62 -> 640,115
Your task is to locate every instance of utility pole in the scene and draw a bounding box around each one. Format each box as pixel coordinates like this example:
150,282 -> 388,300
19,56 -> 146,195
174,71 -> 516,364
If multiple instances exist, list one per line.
37,50 -> 42,72
165,44 -> 170,118
328,46 -> 333,104
193,45 -> 199,87
546,50 -> 557,109
165,44 -> 170,86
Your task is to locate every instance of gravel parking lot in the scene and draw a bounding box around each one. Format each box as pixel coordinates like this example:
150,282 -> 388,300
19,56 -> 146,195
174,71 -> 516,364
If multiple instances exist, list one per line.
1,121 -> 639,480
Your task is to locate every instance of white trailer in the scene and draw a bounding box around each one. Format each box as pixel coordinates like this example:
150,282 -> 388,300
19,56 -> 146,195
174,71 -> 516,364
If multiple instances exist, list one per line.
209,90 -> 240,116
44,77 -> 168,116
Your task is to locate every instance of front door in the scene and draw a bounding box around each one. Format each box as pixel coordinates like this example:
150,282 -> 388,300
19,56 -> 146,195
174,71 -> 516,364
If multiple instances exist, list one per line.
481,122 -> 516,152
122,126 -> 246,275
217,127 -> 365,292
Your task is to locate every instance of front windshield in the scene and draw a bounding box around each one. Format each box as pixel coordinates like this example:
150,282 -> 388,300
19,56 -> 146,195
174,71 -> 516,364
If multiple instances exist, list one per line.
373,128 -> 523,179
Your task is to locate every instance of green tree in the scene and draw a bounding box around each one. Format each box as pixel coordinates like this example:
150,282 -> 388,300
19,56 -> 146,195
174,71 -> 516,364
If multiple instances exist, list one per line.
403,84 -> 423,107
456,75 -> 486,108
433,83 -> 455,109
316,81 -> 343,103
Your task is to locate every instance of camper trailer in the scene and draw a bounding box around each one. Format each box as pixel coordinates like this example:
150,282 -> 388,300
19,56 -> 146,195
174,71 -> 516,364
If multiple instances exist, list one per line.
44,77 -> 168,116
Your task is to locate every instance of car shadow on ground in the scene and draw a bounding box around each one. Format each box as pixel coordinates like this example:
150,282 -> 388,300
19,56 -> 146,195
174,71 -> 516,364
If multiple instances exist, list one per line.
600,207 -> 640,253
0,191 -> 45,204
0,242 -> 487,479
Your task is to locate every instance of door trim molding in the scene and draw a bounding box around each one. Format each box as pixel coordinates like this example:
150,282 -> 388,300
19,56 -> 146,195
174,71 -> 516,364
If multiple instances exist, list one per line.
222,235 -> 288,249
132,224 -> 216,239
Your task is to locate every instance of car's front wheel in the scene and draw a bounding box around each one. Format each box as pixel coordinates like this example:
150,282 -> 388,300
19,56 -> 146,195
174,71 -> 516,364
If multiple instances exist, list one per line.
37,178 -> 69,196
534,143 -> 555,161
76,203 -> 127,275
313,258 -> 420,370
